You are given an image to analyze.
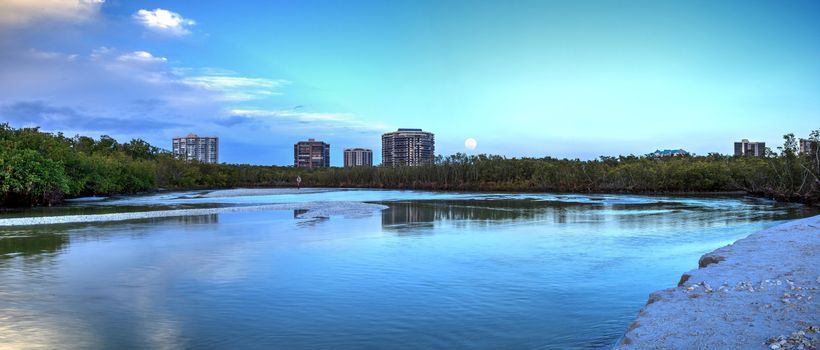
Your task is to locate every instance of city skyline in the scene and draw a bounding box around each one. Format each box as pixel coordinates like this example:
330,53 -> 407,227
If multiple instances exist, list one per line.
1,0 -> 819,166
168,130 -> 811,167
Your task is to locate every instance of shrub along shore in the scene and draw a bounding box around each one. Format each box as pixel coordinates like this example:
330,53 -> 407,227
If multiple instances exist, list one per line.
1,123 -> 818,207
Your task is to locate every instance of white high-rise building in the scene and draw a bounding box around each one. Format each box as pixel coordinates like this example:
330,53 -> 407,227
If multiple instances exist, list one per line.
381,128 -> 435,166
344,148 -> 373,167
172,133 -> 219,164
733,139 -> 765,157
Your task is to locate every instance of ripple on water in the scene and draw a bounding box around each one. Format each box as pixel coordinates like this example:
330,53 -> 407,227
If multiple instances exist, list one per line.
0,190 -> 817,349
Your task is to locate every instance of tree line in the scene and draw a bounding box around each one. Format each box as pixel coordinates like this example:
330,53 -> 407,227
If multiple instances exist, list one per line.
1,123 -> 818,207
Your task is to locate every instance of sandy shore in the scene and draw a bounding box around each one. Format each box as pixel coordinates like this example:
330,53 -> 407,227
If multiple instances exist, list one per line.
0,201 -> 388,227
198,188 -> 336,198
614,215 -> 820,349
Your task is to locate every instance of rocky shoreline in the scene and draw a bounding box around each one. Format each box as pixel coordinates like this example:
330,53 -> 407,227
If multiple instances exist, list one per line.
614,215 -> 820,349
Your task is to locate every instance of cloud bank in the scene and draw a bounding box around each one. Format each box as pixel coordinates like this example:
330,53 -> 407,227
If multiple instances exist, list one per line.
0,44 -> 386,162
0,46 -> 282,139
0,3 -> 388,164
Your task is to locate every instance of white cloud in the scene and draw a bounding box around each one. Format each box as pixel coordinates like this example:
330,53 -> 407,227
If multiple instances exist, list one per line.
26,48 -> 78,61
184,76 -> 290,101
0,0 -> 104,26
0,47 -> 220,136
117,51 -> 167,63
72,49 -> 282,101
229,109 -> 353,122
1,47 -> 302,132
228,108 -> 390,132
133,8 -> 195,36
0,45 -> 383,164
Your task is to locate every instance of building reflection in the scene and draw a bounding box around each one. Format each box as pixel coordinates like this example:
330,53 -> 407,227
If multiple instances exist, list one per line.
376,198 -> 807,234
380,200 -> 605,233
165,214 -> 219,225
135,214 -> 220,226
381,202 -> 437,233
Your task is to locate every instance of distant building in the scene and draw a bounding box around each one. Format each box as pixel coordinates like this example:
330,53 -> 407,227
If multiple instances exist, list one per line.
799,138 -> 818,156
172,133 -> 218,164
344,148 -> 373,167
382,128 -> 435,166
734,139 -> 766,157
649,149 -> 689,158
294,139 -> 330,168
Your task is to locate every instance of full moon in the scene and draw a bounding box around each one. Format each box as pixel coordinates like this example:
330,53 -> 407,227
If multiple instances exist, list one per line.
464,138 -> 478,150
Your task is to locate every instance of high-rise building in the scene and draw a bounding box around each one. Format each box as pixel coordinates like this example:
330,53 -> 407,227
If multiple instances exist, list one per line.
344,148 -> 373,167
172,133 -> 218,164
799,138 -> 818,156
381,128 -> 435,166
733,139 -> 766,157
294,139 -> 330,168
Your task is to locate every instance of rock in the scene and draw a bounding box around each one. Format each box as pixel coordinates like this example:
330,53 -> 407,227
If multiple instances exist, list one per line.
698,253 -> 726,268
678,273 -> 692,287
613,215 -> 820,350
646,291 -> 664,305
701,282 -> 713,293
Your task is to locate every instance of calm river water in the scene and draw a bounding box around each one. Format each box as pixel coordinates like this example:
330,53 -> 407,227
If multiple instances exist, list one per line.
0,189 -> 817,349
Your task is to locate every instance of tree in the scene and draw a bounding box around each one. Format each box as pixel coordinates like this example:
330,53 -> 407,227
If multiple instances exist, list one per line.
0,148 -> 70,206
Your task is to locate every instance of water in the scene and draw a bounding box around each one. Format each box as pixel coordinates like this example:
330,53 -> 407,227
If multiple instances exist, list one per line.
0,189 -> 817,349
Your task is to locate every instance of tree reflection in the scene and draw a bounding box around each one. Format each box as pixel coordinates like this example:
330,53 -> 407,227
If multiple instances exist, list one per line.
0,234 -> 68,257
381,200 -> 603,232
379,198 -> 818,235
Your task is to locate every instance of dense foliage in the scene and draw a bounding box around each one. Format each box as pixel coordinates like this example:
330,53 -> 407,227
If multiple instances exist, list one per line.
0,124 -> 159,206
1,123 -> 818,206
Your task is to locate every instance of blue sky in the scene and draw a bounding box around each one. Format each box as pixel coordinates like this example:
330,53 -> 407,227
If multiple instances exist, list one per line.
0,0 -> 818,165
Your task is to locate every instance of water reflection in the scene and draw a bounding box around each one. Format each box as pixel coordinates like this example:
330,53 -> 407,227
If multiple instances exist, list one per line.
0,192 -> 818,350
163,214 -> 219,225
0,203 -> 223,219
381,199 -> 815,233
0,214 -> 221,261
381,199 -> 594,226
0,234 -> 68,258
381,202 -> 436,231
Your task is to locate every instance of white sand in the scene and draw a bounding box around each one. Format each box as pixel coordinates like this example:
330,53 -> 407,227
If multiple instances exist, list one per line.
0,201 -> 388,227
198,188 -> 336,198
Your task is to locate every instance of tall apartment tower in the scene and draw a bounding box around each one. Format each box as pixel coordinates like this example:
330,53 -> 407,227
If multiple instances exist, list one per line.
799,138 -> 818,156
733,139 -> 766,157
294,139 -> 330,168
344,148 -> 373,167
381,128 -> 435,166
172,133 -> 218,164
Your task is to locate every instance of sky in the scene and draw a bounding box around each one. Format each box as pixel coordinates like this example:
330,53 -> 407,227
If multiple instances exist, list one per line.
0,0 -> 818,165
